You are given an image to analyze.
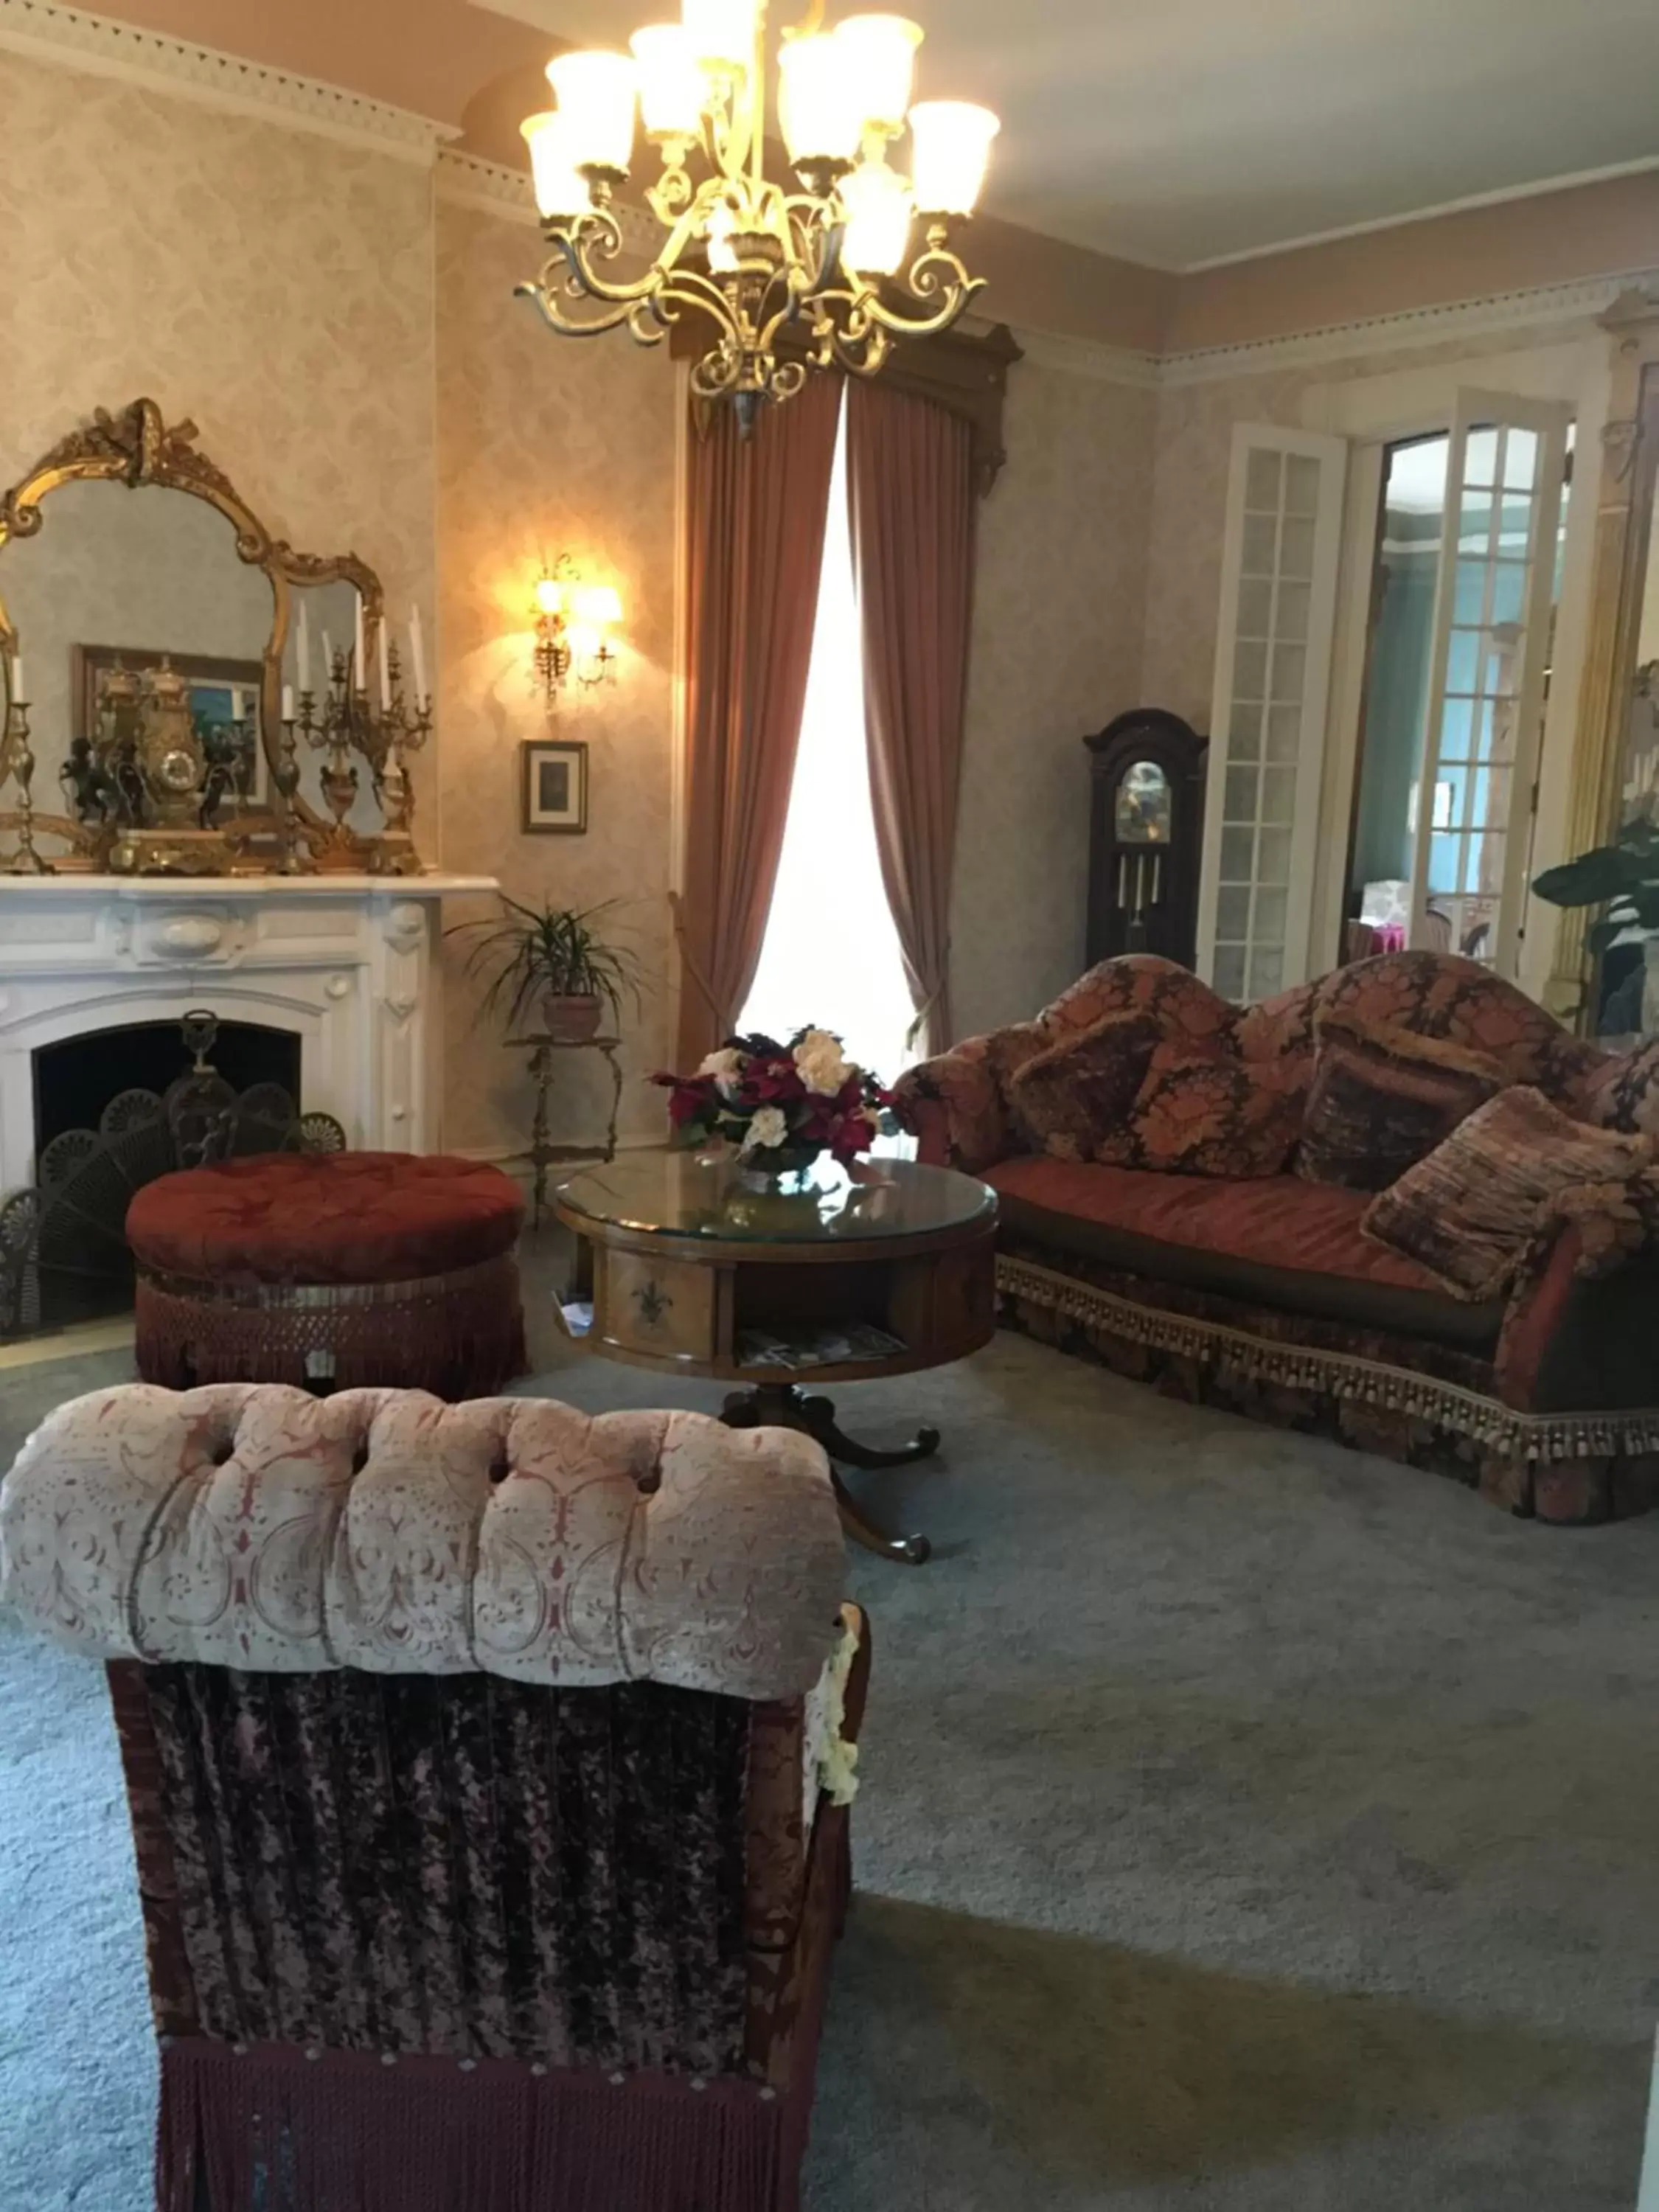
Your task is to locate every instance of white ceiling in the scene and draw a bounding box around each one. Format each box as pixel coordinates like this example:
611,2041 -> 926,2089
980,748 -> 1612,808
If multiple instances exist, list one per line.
473,0 -> 1659,270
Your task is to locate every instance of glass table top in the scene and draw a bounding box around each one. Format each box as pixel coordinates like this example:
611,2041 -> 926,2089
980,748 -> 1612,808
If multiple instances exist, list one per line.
556,1150 -> 996,1245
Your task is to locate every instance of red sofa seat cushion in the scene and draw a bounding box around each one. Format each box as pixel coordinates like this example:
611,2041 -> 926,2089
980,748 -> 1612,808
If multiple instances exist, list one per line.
127,1152 -> 525,1285
986,1155 -> 1505,1352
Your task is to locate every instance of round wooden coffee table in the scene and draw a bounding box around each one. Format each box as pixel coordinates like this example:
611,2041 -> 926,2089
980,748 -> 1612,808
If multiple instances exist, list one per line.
554,1152 -> 998,1564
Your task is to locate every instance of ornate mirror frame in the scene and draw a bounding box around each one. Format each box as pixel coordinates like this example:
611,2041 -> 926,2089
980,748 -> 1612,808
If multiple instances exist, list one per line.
1544,291 -> 1659,1026
0,397 -> 409,874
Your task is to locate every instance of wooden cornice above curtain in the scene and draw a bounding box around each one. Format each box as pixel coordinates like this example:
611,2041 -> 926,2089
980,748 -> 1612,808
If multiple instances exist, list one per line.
673,319 -> 1024,495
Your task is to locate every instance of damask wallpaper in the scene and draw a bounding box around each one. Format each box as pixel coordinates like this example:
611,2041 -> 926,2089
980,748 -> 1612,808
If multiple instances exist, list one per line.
0,46 -> 438,822
950,359 -> 1158,1041
434,195 -> 678,1161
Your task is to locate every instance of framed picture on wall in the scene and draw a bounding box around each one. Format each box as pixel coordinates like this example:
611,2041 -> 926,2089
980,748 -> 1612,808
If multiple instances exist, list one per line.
521,738 -> 588,835
72,644 -> 271,811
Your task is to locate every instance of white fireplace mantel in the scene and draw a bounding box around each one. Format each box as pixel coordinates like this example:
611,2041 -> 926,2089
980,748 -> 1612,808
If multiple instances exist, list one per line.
0,874 -> 496,1194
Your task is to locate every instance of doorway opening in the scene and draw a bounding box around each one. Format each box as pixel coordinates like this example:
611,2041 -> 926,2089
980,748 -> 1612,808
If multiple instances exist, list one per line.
740,394 -> 915,1092
1341,412 -> 1573,976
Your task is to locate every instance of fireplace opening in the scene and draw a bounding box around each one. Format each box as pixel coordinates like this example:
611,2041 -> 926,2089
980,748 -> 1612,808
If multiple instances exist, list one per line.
15,1018 -> 302,1334
35,1020 -> 300,1163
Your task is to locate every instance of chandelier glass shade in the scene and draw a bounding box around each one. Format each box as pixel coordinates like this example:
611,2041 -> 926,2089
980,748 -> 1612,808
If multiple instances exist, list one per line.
517,1 -> 999,427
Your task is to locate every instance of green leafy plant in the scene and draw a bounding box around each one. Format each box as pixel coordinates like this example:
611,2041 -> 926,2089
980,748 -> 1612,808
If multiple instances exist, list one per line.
1531,818 -> 1659,954
447,896 -> 646,1033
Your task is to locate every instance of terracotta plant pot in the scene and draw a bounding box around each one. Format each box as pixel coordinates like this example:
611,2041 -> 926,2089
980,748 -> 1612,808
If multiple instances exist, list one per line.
543,992 -> 604,1043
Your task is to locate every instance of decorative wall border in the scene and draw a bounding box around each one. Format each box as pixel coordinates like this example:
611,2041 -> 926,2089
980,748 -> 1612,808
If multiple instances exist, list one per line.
998,269 -> 1659,395
0,0 -> 453,164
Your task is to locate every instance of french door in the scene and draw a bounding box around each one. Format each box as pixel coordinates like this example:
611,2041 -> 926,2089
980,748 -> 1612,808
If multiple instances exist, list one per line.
1197,427 -> 1348,1000
1408,390 -> 1571,971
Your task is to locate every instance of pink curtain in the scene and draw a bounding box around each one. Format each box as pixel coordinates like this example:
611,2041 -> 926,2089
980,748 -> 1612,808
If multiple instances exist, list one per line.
846,380 -> 978,1056
674,378 -> 841,1068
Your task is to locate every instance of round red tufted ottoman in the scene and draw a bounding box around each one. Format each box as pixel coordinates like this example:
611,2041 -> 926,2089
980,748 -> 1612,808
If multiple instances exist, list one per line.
128,1152 -> 527,1398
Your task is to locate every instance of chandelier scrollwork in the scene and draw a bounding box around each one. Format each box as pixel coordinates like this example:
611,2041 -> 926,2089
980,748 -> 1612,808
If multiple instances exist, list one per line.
516,1 -> 1000,431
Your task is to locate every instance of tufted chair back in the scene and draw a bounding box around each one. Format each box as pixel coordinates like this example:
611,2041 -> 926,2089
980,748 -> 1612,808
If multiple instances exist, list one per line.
1,1385 -> 862,2212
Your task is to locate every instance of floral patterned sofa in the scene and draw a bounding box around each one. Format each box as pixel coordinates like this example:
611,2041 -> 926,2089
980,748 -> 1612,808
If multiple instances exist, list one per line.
899,951 -> 1659,1524
0,1382 -> 865,2212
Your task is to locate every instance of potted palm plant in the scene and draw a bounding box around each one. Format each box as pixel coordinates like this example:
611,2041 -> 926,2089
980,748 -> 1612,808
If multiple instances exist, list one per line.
448,896 -> 644,1042
1532,816 -> 1659,1031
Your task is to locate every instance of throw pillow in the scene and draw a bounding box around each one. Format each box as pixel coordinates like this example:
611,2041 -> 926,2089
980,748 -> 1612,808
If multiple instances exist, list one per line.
1006,1010 -> 1164,1162
1098,1042 -> 1309,1178
1363,1085 -> 1657,1300
1294,1009 -> 1506,1192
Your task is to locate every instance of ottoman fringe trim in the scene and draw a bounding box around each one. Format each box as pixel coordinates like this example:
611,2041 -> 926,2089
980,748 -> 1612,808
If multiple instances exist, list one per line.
156,2039 -> 788,2212
136,1253 -> 528,1400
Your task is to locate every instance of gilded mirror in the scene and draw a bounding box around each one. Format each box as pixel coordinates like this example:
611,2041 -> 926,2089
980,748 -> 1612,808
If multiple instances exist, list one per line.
0,398 -> 425,877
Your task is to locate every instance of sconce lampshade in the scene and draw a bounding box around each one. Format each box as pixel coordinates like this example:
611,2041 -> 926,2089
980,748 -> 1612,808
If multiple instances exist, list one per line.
577,583 -> 624,627
534,573 -> 566,618
908,100 -> 1000,216
544,51 -> 639,176
834,15 -> 923,138
521,112 -> 588,220
630,24 -> 705,139
779,32 -> 862,167
681,0 -> 759,73
840,159 -> 914,276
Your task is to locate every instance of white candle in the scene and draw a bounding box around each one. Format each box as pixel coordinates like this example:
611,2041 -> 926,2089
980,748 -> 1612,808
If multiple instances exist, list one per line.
296,601 -> 310,695
282,684 -> 296,723
378,617 -> 391,710
229,685 -> 244,723
10,653 -> 23,702
354,597 -> 366,686
409,603 -> 427,704
322,629 -> 335,684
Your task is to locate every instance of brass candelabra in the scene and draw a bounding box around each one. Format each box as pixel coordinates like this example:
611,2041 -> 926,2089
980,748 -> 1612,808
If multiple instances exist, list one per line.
0,689 -> 49,875
283,644 -> 433,874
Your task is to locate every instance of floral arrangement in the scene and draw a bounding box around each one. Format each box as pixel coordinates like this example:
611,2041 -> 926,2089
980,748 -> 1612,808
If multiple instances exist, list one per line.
653,1026 -> 908,1175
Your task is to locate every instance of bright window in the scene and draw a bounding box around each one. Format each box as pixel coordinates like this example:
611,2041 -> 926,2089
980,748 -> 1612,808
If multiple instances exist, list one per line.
740,398 -> 916,1091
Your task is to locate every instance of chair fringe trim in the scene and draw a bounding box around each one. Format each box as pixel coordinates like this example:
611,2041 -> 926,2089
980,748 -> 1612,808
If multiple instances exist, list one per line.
995,1253 -> 1659,1464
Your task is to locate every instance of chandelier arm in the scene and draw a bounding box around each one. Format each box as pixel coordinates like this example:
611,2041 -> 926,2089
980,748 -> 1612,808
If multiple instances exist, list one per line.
516,280 -> 651,341
851,267 -> 988,341
540,186 -> 721,313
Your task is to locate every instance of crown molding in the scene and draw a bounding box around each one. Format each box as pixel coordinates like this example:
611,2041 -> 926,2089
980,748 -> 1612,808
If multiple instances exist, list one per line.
980,269 -> 1659,397
435,148 -> 661,257
1157,268 -> 1659,386
0,0 -> 453,164
992,324 -> 1161,392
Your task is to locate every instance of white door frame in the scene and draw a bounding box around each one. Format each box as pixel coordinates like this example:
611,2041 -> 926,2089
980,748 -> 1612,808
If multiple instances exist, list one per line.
1300,335 -> 1607,986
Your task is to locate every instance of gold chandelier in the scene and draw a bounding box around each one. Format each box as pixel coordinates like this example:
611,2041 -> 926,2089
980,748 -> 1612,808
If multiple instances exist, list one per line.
518,1 -> 999,429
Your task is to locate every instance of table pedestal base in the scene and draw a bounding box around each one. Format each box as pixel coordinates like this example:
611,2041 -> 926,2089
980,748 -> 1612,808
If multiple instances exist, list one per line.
721,1383 -> 936,1565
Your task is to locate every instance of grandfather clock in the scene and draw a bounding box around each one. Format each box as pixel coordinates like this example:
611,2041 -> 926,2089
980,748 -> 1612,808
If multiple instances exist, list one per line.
1085,709 -> 1208,968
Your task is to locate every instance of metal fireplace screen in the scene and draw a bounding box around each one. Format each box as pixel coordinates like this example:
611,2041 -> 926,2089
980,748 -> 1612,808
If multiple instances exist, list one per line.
0,1010 -> 344,1340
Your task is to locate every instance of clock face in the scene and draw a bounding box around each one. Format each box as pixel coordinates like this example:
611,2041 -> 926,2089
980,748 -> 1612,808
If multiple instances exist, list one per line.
159,748 -> 199,793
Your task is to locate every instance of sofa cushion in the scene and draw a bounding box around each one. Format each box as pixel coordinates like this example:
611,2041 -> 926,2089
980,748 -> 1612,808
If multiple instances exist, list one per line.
1364,1086 -> 1657,1300
986,1155 -> 1506,1351
1295,1010 -> 1506,1192
1006,1011 -> 1164,1161
1099,1042 -> 1309,1178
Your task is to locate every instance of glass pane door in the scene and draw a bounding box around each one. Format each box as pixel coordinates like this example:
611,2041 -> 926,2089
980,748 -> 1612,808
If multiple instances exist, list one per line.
1199,428 -> 1347,999
1410,392 -> 1569,971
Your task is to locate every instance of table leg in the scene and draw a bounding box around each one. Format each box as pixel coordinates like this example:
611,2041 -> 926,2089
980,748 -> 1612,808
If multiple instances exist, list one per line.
602,1045 -> 623,1164
529,1045 -> 552,1231
722,1382 -> 933,1565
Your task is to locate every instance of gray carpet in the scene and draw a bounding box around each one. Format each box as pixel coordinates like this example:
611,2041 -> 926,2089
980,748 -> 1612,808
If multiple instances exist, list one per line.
3,1310 -> 1658,2210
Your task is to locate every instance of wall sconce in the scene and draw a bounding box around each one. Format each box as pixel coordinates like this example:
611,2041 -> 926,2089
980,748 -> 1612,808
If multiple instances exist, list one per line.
534,554 -> 622,706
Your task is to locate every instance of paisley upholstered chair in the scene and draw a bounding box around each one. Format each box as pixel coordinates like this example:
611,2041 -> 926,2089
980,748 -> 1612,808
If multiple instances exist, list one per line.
0,1383 -> 865,2212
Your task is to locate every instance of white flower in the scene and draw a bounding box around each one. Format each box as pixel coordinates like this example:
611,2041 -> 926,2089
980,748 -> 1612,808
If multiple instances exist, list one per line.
697,1046 -> 745,1096
793,1027 -> 854,1096
741,1105 -> 789,1155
